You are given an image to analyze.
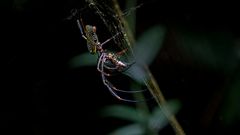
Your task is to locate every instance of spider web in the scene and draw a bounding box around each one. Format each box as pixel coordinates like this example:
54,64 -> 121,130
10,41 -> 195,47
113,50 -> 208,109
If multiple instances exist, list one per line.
84,0 -> 136,62
82,0 -> 153,101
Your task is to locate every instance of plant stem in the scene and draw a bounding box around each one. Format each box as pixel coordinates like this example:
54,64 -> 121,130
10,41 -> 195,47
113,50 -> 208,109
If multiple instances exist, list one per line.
146,70 -> 186,135
112,0 -> 185,134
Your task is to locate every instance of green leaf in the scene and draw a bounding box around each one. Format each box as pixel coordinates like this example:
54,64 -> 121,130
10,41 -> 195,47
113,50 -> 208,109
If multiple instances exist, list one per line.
109,124 -> 144,135
123,25 -> 166,84
123,63 -> 148,84
68,53 -> 98,68
134,25 -> 166,66
101,105 -> 147,122
148,100 -> 181,131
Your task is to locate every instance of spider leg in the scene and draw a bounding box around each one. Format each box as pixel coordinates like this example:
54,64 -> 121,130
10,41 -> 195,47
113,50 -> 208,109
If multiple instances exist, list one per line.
113,49 -> 137,72
100,57 -> 152,102
100,32 -> 121,48
100,53 -> 127,76
100,59 -> 140,102
97,53 -> 112,76
103,64 -> 119,70
102,56 -> 120,71
118,60 -> 136,73
116,48 -> 128,56
101,58 -> 148,93
100,53 -> 134,75
107,57 -> 135,73
104,78 -> 148,93
76,19 -> 88,40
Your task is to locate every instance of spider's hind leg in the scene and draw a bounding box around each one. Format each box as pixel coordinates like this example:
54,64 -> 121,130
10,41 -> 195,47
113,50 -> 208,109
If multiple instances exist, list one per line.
100,56 -> 152,102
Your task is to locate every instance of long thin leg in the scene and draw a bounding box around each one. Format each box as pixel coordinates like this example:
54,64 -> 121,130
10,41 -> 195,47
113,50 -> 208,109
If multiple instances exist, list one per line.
76,19 -> 87,40
100,60 -> 140,102
98,53 -> 135,76
100,57 -> 152,102
113,49 -> 136,72
97,53 -> 112,76
116,48 -> 128,56
104,64 -> 119,70
104,77 -> 148,93
103,58 -> 135,73
101,73 -> 140,102
98,53 -> 126,76
117,61 -> 135,73
100,32 -> 121,48
100,59 -> 147,93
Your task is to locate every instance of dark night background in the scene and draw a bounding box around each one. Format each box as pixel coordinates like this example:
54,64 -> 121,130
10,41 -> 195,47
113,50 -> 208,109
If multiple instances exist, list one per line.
1,0 -> 240,134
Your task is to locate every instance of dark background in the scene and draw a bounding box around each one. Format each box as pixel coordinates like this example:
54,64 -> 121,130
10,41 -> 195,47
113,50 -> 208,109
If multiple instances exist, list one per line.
1,0 -> 240,134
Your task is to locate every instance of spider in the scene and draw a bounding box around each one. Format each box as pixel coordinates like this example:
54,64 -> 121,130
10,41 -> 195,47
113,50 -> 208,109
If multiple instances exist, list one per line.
76,18 -> 148,102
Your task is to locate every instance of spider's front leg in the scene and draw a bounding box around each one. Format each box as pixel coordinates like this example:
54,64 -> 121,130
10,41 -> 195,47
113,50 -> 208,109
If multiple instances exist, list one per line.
76,19 -> 88,40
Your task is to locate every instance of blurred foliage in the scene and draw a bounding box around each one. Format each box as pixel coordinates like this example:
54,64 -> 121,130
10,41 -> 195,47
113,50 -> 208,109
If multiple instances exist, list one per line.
177,30 -> 240,126
133,25 -> 166,66
101,100 -> 181,135
69,52 -> 98,68
178,31 -> 239,74
222,71 -> 240,125
124,25 -> 166,84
